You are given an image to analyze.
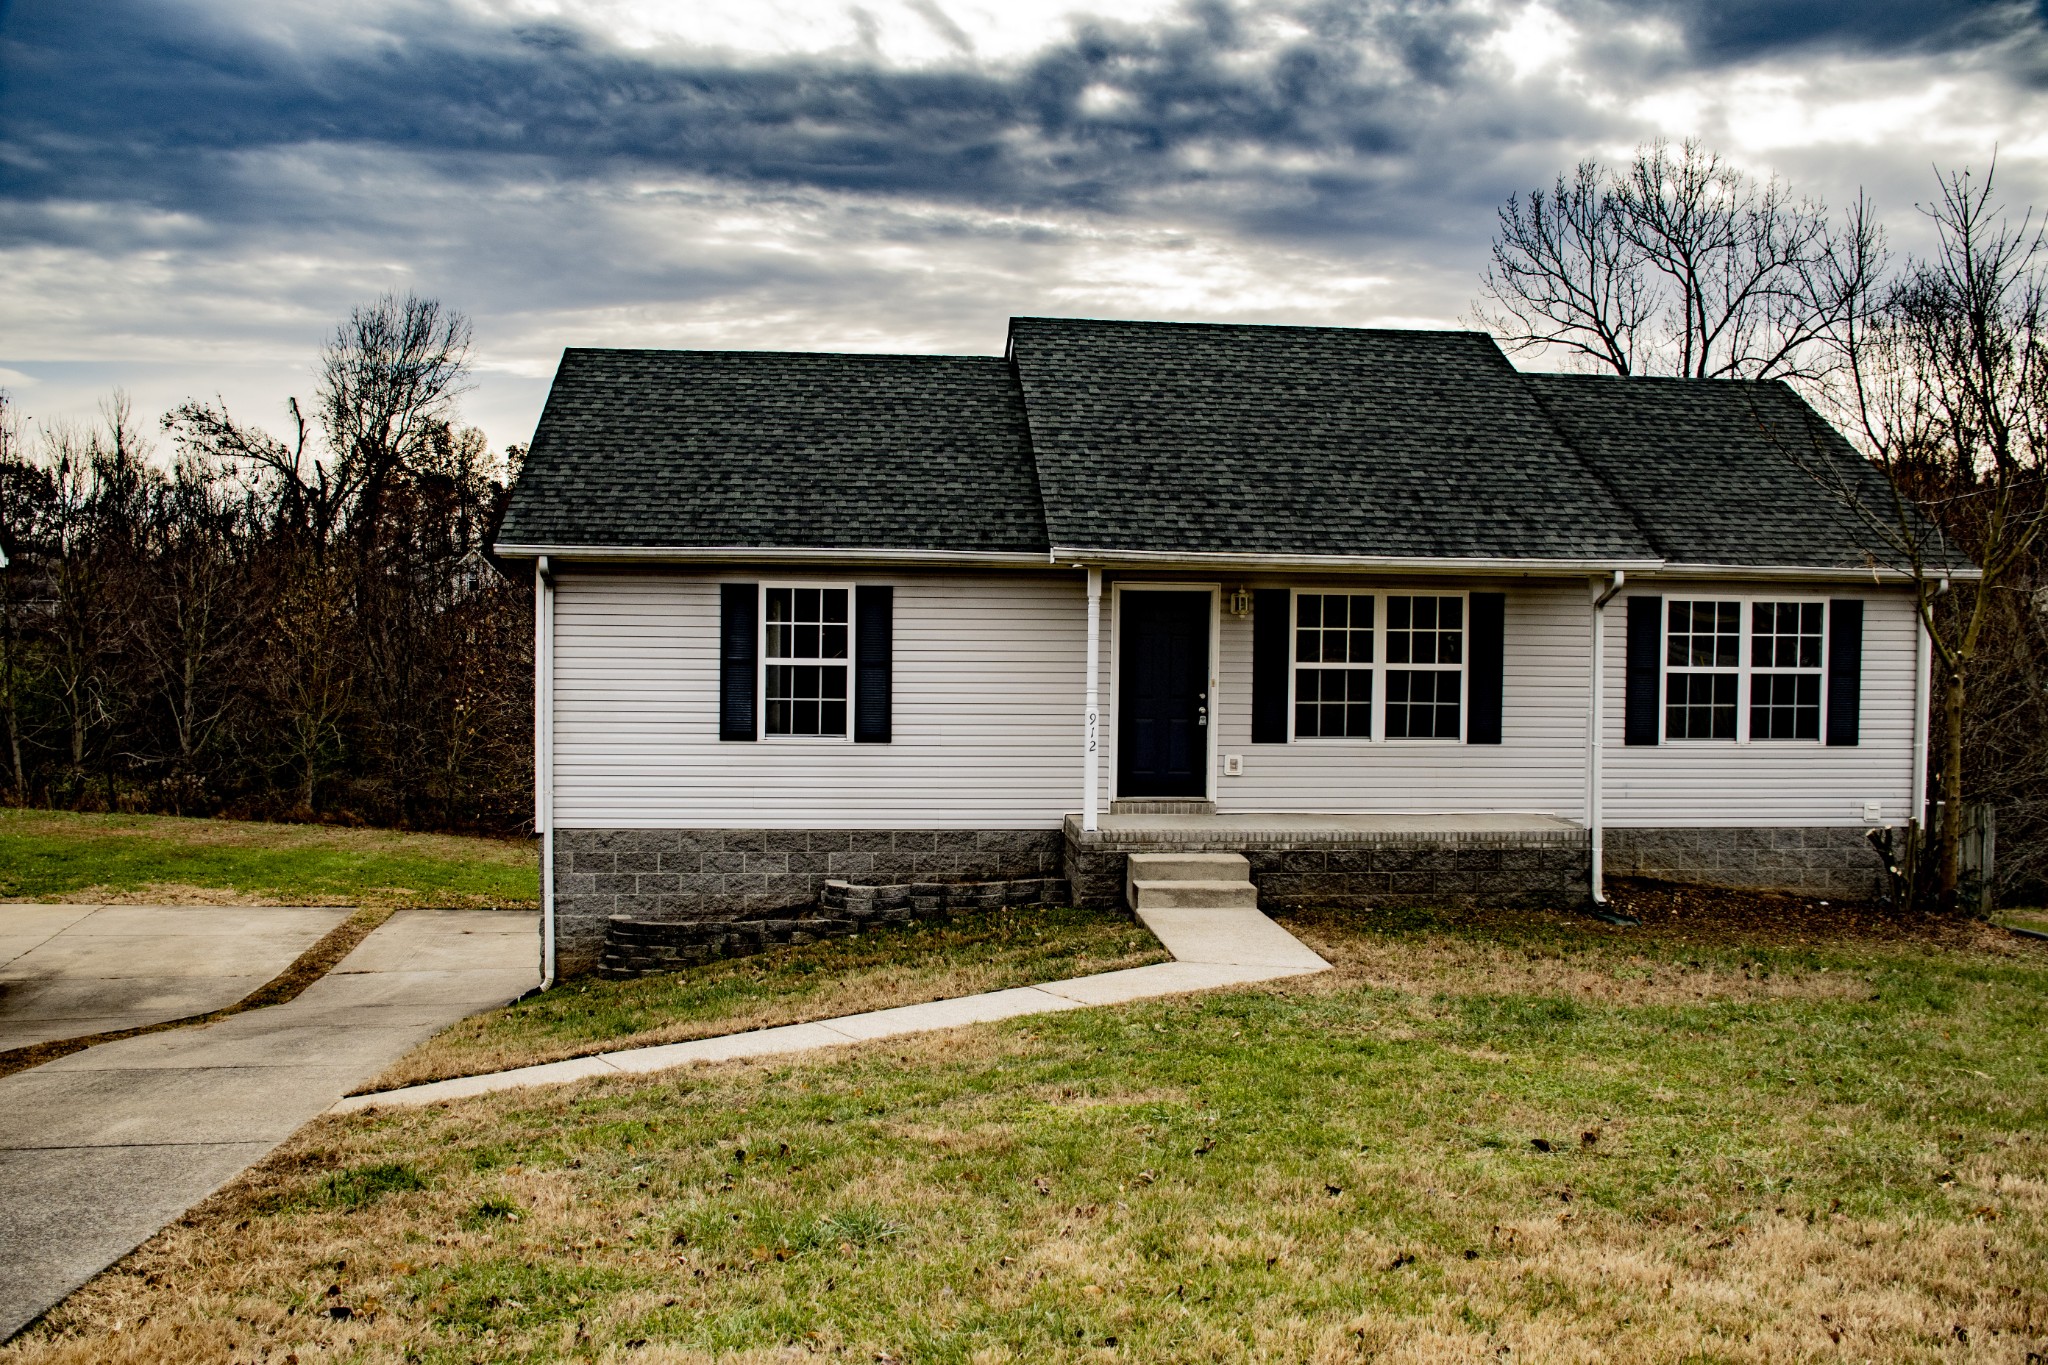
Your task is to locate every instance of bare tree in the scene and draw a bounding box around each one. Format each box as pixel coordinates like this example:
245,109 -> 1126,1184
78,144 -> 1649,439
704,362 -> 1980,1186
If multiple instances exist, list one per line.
130,454 -> 253,808
319,293 -> 472,558
0,391 -> 41,800
4,295 -> 529,832
1798,162 -> 2048,906
1476,140 -> 1873,381
37,398 -> 152,805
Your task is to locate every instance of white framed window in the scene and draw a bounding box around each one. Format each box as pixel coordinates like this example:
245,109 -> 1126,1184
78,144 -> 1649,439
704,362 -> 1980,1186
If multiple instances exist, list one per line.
762,584 -> 849,739
1663,597 -> 1826,743
1385,594 -> 1464,739
1294,593 -> 1375,738
1289,590 -> 1465,742
1748,601 -> 1824,740
1665,599 -> 1741,740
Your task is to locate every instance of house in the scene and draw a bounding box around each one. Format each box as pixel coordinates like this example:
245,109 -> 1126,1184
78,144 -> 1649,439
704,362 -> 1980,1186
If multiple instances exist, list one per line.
493,316 -> 1951,979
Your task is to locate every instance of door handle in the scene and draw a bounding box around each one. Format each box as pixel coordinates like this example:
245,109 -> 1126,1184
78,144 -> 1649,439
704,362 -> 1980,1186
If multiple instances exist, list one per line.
1197,705 -> 1208,728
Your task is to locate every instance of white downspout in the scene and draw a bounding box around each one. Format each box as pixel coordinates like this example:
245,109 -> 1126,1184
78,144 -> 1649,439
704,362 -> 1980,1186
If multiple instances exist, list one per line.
1912,586 -> 1935,828
1084,567 -> 1102,833
535,555 -> 557,990
1588,570 -> 1625,904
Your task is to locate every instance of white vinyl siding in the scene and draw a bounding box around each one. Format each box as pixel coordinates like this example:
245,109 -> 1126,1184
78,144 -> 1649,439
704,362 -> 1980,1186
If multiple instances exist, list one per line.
552,571 -> 1083,828
1214,581 -> 1588,816
550,570 -> 1921,832
1604,586 -> 1918,827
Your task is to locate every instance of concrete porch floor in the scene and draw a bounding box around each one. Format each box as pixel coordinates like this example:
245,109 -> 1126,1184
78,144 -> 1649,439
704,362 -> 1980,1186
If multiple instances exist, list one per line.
1070,810 -> 1583,840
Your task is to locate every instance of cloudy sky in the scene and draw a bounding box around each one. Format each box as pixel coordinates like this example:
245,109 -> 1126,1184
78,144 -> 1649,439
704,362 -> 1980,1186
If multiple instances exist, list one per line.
4,0 -> 2047,452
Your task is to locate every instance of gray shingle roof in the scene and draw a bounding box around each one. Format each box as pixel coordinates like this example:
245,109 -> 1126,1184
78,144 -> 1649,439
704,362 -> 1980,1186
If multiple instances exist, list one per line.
495,348 -> 1047,554
1007,317 -> 1655,561
495,318 -> 1941,573
1523,374 -> 1941,570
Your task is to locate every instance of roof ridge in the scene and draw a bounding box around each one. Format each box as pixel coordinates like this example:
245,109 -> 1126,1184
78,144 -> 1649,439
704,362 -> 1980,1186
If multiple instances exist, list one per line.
560,346 -> 1005,363
1007,315 -> 1487,341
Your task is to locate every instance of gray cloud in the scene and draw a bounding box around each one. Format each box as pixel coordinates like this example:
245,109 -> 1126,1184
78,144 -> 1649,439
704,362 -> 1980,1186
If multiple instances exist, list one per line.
0,0 -> 1602,247
1584,0 -> 2048,70
3,0 -> 2047,448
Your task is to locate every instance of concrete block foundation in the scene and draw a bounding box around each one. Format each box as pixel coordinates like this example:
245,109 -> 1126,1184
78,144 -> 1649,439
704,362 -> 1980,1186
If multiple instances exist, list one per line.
550,820 -> 1889,978
1062,814 -> 1591,913
551,828 -> 1063,977
1604,827 -> 1888,900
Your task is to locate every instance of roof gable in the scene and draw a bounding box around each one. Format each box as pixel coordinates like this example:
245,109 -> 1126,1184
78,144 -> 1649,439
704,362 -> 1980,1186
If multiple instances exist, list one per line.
1007,317 -> 1657,562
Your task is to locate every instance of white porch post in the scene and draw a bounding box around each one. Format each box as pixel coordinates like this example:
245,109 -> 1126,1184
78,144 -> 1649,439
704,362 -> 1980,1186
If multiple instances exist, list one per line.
1084,567 -> 1102,832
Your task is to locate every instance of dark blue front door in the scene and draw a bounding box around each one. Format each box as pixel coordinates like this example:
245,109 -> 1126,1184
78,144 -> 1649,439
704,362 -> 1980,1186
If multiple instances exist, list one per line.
1117,591 -> 1210,797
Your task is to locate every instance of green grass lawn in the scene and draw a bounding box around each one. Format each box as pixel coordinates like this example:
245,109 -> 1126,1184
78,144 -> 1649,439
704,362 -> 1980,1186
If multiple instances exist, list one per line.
0,808 -> 537,908
10,903 -> 2047,1364
367,904 -> 1170,1091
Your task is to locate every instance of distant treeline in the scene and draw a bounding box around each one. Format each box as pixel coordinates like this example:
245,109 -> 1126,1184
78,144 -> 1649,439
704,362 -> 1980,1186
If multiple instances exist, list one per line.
0,296 -> 534,835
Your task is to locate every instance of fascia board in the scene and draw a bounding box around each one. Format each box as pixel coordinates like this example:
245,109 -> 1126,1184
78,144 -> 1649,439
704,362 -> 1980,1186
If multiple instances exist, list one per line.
1048,547 -> 1665,574
490,543 -> 1057,567
1640,561 -> 1983,584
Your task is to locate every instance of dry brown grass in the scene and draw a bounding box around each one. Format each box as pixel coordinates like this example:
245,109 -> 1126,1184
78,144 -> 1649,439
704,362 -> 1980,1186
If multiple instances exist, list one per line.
364,904 -> 1167,1092
8,899 -> 2046,1363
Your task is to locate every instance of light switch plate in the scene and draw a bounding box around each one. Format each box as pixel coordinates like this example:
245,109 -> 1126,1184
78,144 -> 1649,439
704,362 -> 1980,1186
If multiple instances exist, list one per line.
1223,753 -> 1244,776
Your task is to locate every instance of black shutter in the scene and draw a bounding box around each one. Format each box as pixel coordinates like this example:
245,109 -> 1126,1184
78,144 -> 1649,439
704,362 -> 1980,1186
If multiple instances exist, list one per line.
1251,588 -> 1291,743
1467,592 -> 1505,744
854,584 -> 893,743
1624,595 -> 1662,746
719,582 -> 758,741
1826,598 -> 1863,746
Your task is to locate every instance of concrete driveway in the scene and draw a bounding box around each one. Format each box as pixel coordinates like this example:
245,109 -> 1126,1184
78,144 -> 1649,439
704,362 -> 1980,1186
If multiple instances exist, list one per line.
0,907 -> 538,1341
0,904 -> 349,1051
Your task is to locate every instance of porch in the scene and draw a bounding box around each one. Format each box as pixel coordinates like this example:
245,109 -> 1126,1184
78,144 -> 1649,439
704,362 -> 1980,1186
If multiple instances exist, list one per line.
1061,810 -> 1591,912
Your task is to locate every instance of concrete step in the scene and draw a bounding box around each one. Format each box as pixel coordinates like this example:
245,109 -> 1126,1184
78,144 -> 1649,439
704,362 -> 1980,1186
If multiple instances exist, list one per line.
1125,852 -> 1251,883
1130,879 -> 1260,911
1111,798 -> 1216,815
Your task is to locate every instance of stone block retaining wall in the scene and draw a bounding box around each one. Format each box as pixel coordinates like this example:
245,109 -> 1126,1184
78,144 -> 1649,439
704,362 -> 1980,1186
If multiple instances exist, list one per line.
552,828 -> 1064,977
598,875 -> 1072,980
1603,827 -> 1888,900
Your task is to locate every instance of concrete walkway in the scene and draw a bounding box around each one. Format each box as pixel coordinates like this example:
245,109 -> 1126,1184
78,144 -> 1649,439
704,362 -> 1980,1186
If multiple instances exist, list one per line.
0,909 -> 538,1342
0,904 -> 349,1051
332,903 -> 1329,1114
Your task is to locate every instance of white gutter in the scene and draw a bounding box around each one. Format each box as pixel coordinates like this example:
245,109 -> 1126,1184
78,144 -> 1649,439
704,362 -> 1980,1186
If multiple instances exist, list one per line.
495,543 -> 1056,568
496,542 -> 1978,584
1083,568 -> 1102,832
1587,570 -> 1626,904
1051,547 -> 1663,575
535,555 -> 557,991
1627,562 -> 1981,584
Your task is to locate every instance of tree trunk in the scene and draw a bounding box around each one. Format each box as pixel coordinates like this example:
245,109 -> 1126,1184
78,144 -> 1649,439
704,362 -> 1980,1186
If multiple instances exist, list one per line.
3,706 -> 23,803
1940,663 -> 1965,909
